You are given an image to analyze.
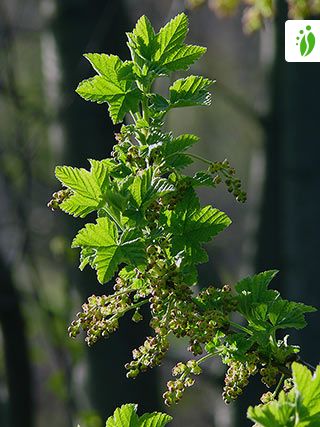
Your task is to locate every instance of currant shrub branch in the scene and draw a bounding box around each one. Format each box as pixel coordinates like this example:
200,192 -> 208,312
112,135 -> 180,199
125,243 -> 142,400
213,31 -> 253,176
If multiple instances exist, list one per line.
49,13 -> 317,415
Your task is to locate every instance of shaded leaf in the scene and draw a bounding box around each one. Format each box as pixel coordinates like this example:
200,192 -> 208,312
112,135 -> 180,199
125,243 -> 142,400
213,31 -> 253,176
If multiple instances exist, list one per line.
162,134 -> 199,170
268,300 -> 316,331
169,75 -> 213,108
166,189 -> 231,264
191,171 -> 214,187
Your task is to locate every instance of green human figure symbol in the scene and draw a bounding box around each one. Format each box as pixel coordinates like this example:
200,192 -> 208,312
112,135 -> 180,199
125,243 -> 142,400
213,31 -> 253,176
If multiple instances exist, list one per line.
296,25 -> 316,57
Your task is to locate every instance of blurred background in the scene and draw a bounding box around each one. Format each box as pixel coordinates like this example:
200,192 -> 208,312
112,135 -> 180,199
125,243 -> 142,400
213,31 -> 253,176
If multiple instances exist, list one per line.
1,0 -> 320,426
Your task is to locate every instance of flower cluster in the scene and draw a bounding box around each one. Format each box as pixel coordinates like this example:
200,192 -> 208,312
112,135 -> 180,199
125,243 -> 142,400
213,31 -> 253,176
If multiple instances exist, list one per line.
124,261 -> 237,381
163,360 -> 202,405
223,355 -> 259,403
260,364 -> 280,388
47,188 -> 72,211
126,335 -> 169,378
209,159 -> 247,202
68,287 -> 142,346
260,391 -> 274,404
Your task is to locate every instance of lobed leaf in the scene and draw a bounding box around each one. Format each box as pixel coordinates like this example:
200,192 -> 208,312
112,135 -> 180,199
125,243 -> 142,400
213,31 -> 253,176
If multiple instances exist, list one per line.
154,13 -> 189,62
105,404 -> 172,427
106,404 -> 139,427
235,270 -> 280,322
169,75 -> 213,108
166,189 -> 231,265
129,167 -> 174,209
76,54 -> 142,123
268,300 -> 316,331
162,134 -> 199,170
292,362 -> 320,416
247,390 -> 296,427
248,363 -> 320,427
72,217 -> 146,283
235,271 -> 316,334
127,15 -> 157,62
55,159 -> 112,218
160,44 -> 206,73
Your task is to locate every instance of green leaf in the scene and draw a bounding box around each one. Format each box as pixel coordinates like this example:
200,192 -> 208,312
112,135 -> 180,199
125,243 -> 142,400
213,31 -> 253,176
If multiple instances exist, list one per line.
235,271 -> 316,333
292,362 -> 320,416
139,412 -> 172,427
162,134 -> 199,170
155,13 -> 189,62
118,61 -> 136,81
72,217 -> 146,283
79,247 -> 95,271
105,404 -> 172,427
106,404 -> 139,427
164,154 -> 193,170
160,44 -> 206,73
166,189 -> 231,264
235,270 -> 280,325
163,134 -> 199,156
247,390 -> 295,427
169,75 -> 213,108
84,53 -> 121,77
222,333 -> 254,363
127,15 -> 156,62
150,13 -> 206,75
247,363 -> 320,427
76,54 -> 142,124
191,171 -> 215,187
107,89 -> 141,124
55,159 -> 112,217
129,167 -> 174,210
149,94 -> 170,112
268,300 -> 316,331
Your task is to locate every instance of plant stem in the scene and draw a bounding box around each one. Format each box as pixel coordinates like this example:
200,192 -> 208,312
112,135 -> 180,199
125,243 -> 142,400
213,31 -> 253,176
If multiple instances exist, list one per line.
109,299 -> 149,323
180,352 -> 217,381
165,151 -> 213,166
197,352 -> 217,365
142,95 -> 149,123
273,373 -> 285,398
104,287 -> 135,301
142,82 -> 151,126
103,207 -> 123,231
185,152 -> 213,165
164,299 -> 173,329
229,320 -> 253,335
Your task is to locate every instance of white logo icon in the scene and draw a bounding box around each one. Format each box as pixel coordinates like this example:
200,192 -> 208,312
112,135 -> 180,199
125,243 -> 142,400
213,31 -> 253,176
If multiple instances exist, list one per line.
285,20 -> 320,62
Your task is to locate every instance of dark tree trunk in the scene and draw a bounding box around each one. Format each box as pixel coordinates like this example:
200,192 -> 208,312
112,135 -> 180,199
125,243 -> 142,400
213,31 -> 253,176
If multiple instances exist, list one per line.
255,0 -> 287,282
258,0 -> 320,370
52,0 -> 159,419
280,49 -> 320,366
0,256 -> 33,427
